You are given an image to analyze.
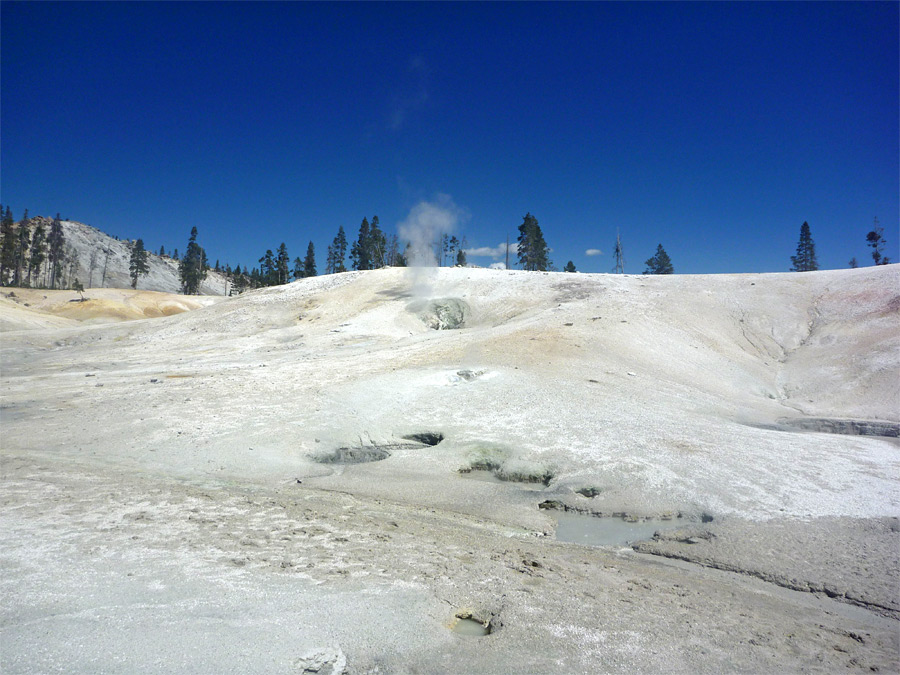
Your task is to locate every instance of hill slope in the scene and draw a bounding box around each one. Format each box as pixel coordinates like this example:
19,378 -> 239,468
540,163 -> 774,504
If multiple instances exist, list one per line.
1,265 -> 898,673
6,216 -> 228,294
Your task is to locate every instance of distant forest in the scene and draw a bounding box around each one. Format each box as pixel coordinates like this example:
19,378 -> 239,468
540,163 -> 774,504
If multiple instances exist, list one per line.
1,203 -> 890,294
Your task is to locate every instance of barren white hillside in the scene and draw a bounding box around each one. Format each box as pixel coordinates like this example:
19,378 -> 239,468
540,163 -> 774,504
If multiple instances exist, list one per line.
27,217 -> 229,294
1,265 -> 898,674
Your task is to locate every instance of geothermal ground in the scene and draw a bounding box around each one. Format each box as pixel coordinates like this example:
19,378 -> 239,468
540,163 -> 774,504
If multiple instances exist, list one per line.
1,266 -> 898,673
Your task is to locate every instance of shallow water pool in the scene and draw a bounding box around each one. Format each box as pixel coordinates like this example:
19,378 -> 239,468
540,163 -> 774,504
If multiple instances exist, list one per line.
451,617 -> 490,636
554,512 -> 679,547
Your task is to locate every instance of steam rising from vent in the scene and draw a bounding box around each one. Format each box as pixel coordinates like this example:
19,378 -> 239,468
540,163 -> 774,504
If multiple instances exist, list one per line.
398,194 -> 466,267
399,194 -> 467,299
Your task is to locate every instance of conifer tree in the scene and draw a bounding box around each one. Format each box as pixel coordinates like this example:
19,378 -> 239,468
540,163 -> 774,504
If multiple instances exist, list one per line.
28,222 -> 47,286
446,236 -> 461,266
47,214 -> 66,289
331,226 -> 348,272
292,256 -> 304,280
351,217 -> 371,270
13,215 -> 30,286
0,206 -> 15,285
516,213 -> 551,271
563,260 -> 577,273
232,268 -> 248,294
368,216 -> 386,267
644,244 -> 674,274
440,234 -> 451,267
866,217 -> 890,265
790,221 -> 818,272
259,249 -> 276,285
179,227 -> 207,294
276,243 -> 290,284
129,238 -> 150,288
303,241 -> 316,277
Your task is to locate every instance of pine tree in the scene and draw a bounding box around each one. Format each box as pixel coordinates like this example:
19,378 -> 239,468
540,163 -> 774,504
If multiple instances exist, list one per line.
644,244 -> 674,274
0,206 -> 15,285
331,226 -> 348,272
232,268 -> 248,294
350,217 -> 371,270
159,245 -> 166,257
790,222 -> 818,272
129,238 -> 150,288
866,217 -> 890,265
440,234 -> 450,267
368,216 -> 386,267
849,257 -> 858,269
303,241 -> 316,277
516,213 -> 551,271
13,216 -> 31,286
259,249 -> 276,286
179,227 -> 207,294
47,213 -> 66,289
455,237 -> 467,267
446,236 -> 460,266
276,243 -> 290,284
612,230 -> 625,273
28,222 -> 47,286
563,260 -> 577,273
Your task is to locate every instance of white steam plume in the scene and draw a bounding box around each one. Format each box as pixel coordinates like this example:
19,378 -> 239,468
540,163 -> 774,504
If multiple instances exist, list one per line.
398,194 -> 466,267
398,194 -> 467,299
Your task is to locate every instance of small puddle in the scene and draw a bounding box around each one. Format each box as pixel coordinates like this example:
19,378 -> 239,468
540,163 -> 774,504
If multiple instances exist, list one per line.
553,512 -> 678,547
312,447 -> 391,464
459,470 -> 547,490
451,617 -> 491,637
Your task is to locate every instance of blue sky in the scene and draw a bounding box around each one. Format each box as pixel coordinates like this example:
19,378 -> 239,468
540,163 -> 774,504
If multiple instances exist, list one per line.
2,2 -> 897,274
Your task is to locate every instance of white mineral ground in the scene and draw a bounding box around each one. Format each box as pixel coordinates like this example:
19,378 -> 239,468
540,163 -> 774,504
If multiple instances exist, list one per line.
1,265 -> 898,673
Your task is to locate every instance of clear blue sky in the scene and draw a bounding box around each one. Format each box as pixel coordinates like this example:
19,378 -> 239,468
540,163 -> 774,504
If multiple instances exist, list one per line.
2,1 -> 897,274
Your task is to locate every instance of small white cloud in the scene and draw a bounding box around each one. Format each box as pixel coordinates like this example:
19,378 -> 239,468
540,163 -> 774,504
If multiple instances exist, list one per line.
489,262 -> 506,270
585,248 -> 603,256
466,242 -> 518,259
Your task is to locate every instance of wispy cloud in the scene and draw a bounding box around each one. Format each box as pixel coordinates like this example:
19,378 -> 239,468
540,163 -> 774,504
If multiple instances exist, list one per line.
389,56 -> 430,131
585,248 -> 603,256
466,242 -> 518,259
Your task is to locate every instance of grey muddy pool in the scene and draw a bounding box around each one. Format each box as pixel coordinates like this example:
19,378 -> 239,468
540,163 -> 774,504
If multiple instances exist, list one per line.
553,512 -> 679,547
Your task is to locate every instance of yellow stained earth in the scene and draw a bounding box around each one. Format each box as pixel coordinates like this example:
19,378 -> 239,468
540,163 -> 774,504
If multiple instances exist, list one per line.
0,287 -> 221,330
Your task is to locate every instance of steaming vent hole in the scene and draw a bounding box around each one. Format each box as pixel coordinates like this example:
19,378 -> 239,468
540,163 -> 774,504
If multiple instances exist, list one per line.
419,298 -> 469,330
